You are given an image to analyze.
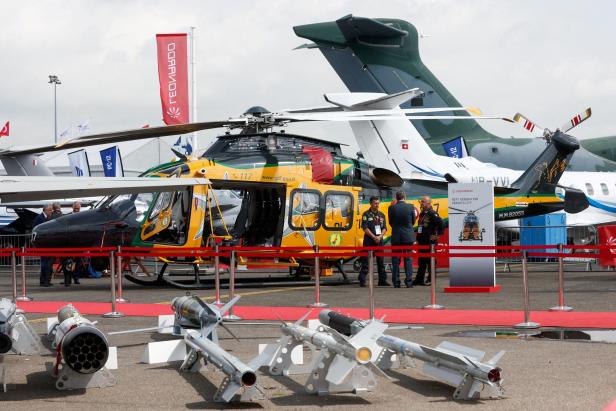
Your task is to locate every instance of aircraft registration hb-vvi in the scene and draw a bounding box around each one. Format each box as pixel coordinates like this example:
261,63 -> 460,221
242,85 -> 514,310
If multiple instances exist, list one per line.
0,99 -> 587,288
295,15 -> 616,228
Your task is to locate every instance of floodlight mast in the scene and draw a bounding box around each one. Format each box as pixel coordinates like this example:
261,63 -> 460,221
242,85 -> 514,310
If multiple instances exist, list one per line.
190,26 -> 198,155
48,74 -> 61,144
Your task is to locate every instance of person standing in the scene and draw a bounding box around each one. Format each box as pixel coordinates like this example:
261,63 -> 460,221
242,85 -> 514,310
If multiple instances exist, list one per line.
359,196 -> 389,287
63,201 -> 83,286
413,196 -> 443,286
33,204 -> 53,287
50,202 -> 63,220
388,191 -> 417,288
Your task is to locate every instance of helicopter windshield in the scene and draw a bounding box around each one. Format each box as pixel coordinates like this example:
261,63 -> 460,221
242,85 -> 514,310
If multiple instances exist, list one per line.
98,192 -> 155,222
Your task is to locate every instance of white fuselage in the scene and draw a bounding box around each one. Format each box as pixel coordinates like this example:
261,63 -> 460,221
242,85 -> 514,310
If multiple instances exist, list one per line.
326,92 -> 616,227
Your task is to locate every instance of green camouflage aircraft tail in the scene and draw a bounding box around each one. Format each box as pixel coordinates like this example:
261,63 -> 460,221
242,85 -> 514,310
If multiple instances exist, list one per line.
294,14 -> 616,172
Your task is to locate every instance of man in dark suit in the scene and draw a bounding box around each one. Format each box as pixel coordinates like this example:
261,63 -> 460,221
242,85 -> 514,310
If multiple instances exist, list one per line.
33,204 -> 53,286
388,191 -> 417,288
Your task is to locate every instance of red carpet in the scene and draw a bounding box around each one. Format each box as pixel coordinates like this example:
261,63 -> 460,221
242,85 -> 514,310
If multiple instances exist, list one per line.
16,301 -> 616,328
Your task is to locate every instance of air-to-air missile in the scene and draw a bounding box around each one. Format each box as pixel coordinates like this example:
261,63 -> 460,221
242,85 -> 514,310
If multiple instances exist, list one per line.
142,295 -> 263,403
0,298 -> 41,355
182,329 -> 261,402
254,311 -> 389,395
47,304 -> 115,390
318,310 -> 505,400
171,294 -> 240,342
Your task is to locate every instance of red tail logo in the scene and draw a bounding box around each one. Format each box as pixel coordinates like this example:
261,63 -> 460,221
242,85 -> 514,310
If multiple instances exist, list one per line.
0,121 -> 9,137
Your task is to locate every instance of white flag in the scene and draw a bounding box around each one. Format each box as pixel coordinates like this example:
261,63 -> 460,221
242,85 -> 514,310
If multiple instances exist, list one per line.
67,149 -> 90,177
59,128 -> 72,139
77,119 -> 91,134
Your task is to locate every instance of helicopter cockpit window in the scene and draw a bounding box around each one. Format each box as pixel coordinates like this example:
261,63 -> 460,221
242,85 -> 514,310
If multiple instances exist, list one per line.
141,189 -> 192,245
134,193 -> 154,222
98,193 -> 154,222
323,192 -> 353,231
289,189 -> 321,231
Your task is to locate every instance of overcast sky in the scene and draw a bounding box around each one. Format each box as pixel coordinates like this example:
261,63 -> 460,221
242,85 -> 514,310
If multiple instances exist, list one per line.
1,0 -> 615,158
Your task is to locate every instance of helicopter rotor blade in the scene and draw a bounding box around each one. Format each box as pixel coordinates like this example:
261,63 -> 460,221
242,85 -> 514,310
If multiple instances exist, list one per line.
558,108 -> 592,133
448,207 -> 469,213
3,120 -> 239,156
275,113 -> 511,122
281,107 -> 480,117
512,112 -> 545,135
473,203 -> 493,213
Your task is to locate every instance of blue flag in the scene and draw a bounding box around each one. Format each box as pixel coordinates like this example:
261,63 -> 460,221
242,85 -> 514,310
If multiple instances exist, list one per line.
99,146 -> 124,177
442,136 -> 469,158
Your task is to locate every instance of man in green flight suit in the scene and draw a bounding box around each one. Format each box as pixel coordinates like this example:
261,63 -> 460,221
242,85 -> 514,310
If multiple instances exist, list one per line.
359,196 -> 389,287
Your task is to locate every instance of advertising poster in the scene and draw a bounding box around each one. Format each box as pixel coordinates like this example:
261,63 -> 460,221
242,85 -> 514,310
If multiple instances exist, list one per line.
448,182 -> 495,286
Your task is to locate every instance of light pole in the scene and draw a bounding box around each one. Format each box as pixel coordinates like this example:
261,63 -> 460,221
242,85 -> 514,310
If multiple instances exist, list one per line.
48,75 -> 61,144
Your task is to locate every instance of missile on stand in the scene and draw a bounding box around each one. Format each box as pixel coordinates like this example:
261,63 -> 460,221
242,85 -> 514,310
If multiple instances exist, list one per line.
254,311 -> 388,395
319,310 -> 505,400
0,298 -> 41,355
48,304 -> 115,390
182,329 -> 261,402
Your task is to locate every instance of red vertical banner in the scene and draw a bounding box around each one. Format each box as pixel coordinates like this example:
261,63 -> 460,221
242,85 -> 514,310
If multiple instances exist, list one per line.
597,225 -> 616,267
156,33 -> 189,125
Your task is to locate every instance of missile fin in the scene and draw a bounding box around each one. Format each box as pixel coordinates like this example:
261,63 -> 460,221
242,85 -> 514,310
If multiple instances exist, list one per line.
436,341 -> 485,361
218,296 -> 241,317
487,350 -> 506,366
217,378 -> 242,403
423,363 -> 464,387
421,346 -> 468,366
294,309 -> 313,326
368,361 -> 393,381
326,355 -> 356,385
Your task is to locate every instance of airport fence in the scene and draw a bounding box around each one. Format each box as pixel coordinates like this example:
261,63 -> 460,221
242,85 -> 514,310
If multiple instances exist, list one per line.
0,234 -> 36,266
5,243 -> 614,327
495,225 -> 599,271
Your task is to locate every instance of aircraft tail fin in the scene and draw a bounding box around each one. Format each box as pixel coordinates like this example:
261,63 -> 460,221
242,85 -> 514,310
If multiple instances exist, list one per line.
0,153 -> 55,176
510,131 -> 578,194
294,15 -> 496,146
320,91 -> 453,179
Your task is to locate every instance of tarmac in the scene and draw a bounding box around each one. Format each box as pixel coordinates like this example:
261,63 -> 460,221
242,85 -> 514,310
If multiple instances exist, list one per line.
1,261 -> 615,410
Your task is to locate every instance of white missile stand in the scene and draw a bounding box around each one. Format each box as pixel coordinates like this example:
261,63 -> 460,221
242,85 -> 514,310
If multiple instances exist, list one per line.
51,364 -> 116,390
304,349 -> 377,396
258,335 -> 376,395
10,314 -> 42,355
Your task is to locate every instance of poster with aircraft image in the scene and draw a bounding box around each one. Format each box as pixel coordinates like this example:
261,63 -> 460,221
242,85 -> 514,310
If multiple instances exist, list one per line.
448,182 -> 495,287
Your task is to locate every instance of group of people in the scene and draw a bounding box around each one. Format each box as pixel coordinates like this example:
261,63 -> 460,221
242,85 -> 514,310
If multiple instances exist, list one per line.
359,193 -> 443,288
34,201 -> 82,287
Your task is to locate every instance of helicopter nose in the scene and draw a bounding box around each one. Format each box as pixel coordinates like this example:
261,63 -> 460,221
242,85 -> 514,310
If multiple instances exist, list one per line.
32,218 -> 69,248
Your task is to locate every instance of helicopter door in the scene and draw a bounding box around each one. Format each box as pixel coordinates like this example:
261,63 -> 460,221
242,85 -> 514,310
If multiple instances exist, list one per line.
141,188 -> 192,244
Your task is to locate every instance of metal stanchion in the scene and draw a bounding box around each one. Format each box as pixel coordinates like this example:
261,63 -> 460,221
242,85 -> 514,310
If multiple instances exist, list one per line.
549,244 -> 573,312
309,245 -> 328,308
423,244 -> 444,310
11,250 -> 18,302
103,250 -> 124,318
15,246 -> 32,302
368,250 -> 375,319
115,245 -> 128,303
213,245 -> 222,305
515,250 -> 540,329
223,250 -> 241,321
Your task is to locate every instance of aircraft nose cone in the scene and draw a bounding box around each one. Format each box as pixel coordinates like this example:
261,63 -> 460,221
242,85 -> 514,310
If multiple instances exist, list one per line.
32,218 -> 68,248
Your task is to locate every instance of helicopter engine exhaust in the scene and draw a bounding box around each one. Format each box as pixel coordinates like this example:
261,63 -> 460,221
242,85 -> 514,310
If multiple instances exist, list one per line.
369,167 -> 403,187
